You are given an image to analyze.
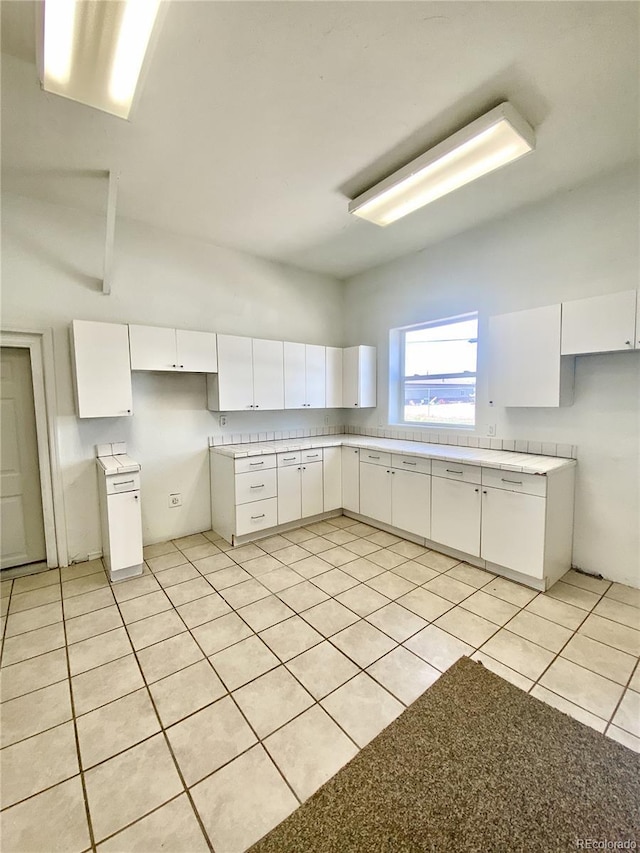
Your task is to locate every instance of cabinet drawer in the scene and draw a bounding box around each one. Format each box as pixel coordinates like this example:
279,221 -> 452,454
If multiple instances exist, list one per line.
235,455 -> 276,475
235,468 -> 277,505
391,454 -> 431,475
302,449 -> 323,463
481,468 -> 547,497
105,473 -> 141,495
236,498 -> 278,535
278,452 -> 301,467
431,460 -> 481,484
360,450 -> 391,467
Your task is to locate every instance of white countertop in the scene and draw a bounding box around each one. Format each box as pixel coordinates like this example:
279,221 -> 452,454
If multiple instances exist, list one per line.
96,454 -> 141,475
209,434 -> 575,475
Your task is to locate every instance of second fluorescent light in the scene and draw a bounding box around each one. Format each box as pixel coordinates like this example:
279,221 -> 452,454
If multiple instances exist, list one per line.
349,103 -> 535,226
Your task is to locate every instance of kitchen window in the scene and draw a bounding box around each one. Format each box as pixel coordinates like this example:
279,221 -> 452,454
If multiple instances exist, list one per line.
394,313 -> 478,428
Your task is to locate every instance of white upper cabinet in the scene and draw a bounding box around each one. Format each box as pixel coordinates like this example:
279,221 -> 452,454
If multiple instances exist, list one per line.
129,324 -> 217,372
252,339 -> 284,410
325,347 -> 343,408
283,342 -> 326,409
488,305 -> 574,408
208,335 -> 254,411
71,320 -> 133,418
561,290 -> 637,355
342,345 -> 377,408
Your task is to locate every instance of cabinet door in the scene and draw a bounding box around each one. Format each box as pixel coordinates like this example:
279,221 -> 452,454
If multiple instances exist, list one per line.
216,335 -> 254,411
431,477 -> 481,557
341,447 -> 360,513
252,339 -> 284,410
277,465 -> 302,524
561,291 -> 637,355
488,305 -> 567,407
342,346 -> 359,408
359,462 -> 392,524
358,346 -> 377,408
129,325 -> 177,371
391,469 -> 430,538
283,342 -> 307,409
176,330 -> 218,372
305,345 -> 326,408
71,320 -> 133,418
323,446 -> 342,511
325,347 -> 343,408
106,490 -> 143,570
301,462 -> 323,518
481,487 -> 546,579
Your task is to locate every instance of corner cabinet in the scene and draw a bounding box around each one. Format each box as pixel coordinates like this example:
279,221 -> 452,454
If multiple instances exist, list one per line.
488,305 -> 574,407
343,345 -> 376,408
561,290 -> 638,354
70,320 -> 133,418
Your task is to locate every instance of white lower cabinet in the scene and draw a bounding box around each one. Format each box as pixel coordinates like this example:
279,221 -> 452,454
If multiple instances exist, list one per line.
480,486 -> 546,579
323,446 -> 342,511
359,461 -> 392,525
277,457 -> 323,525
391,468 -> 431,539
341,447 -> 360,513
430,476 -> 482,557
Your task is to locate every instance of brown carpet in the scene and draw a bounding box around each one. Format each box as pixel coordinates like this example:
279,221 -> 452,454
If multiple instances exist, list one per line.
250,657 -> 640,853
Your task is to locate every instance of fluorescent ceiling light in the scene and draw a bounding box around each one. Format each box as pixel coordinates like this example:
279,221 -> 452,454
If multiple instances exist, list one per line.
42,0 -> 161,120
349,103 -> 535,227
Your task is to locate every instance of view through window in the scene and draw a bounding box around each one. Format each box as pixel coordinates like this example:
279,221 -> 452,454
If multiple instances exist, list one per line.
400,314 -> 478,427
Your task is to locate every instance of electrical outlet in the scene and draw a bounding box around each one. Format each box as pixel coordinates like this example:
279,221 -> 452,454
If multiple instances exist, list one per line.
219,416 -> 227,427
169,493 -> 182,508
487,424 -> 497,437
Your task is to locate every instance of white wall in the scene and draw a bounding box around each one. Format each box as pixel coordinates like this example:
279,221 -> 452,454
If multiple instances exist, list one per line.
344,165 -> 640,587
1,192 -> 344,561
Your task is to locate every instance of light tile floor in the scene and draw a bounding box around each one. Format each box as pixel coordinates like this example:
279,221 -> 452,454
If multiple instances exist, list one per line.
1,517 -> 639,852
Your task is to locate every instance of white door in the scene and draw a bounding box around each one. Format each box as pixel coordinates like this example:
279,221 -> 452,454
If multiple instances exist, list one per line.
561,290 -> 637,355
301,462 -> 323,517
1,348 -> 46,569
323,446 -> 342,511
391,469 -> 431,538
481,487 -> 546,579
325,347 -> 343,408
176,330 -> 218,372
129,324 -> 177,371
105,490 -> 143,572
341,447 -> 360,513
431,477 -> 481,557
342,346 -> 359,408
216,335 -> 254,410
71,320 -> 133,418
359,462 -> 392,524
277,465 -> 302,524
283,342 -> 306,409
252,339 -> 284,410
305,345 -> 326,408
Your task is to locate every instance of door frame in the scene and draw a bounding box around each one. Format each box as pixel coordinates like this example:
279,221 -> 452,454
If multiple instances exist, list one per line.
1,329 -> 68,567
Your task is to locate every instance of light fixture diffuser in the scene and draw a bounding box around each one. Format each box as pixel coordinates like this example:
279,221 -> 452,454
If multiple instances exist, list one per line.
41,0 -> 161,120
349,103 -> 535,226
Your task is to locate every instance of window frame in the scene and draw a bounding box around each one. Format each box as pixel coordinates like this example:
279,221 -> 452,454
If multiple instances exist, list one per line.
392,312 -> 478,431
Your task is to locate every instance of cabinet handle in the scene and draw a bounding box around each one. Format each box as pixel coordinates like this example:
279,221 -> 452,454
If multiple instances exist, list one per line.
250,484 -> 265,489
283,456 -> 296,461
306,454 -> 319,458
625,340 -> 632,346
368,455 -> 380,459
251,514 -> 265,520
483,490 -> 487,494
134,494 -> 139,500
249,461 -> 264,467
501,478 -> 523,485
303,466 -> 306,470
125,409 -> 131,414
172,364 -> 177,368
446,469 -> 463,474
180,364 -> 184,368
354,403 -> 359,406
475,488 -> 479,493
255,405 -> 260,408
402,461 -> 417,466
113,479 -> 135,487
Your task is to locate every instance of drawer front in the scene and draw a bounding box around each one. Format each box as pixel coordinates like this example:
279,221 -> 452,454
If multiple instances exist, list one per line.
235,455 -> 276,475
301,448 -> 323,463
235,468 -> 277,505
391,454 -> 431,475
359,450 -> 391,467
431,460 -> 481,485
481,467 -> 547,497
235,498 -> 278,536
278,451 -> 301,467
105,472 -> 141,495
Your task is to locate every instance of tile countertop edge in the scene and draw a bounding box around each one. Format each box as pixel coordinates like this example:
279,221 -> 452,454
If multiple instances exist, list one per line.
209,435 -> 576,476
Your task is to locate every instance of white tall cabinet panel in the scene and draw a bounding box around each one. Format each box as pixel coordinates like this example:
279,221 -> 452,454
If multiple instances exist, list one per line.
283,343 -> 307,409
341,447 -> 360,513
488,305 -> 573,407
325,347 -> 343,408
252,339 -> 284,410
359,462 -> 391,524
561,290 -> 637,355
342,345 -> 377,408
323,447 -> 342,511
71,320 -> 133,418
431,477 -> 481,557
208,335 -> 253,411
480,487 -> 546,579
391,469 -> 431,539
175,330 -> 218,372
305,345 -> 326,408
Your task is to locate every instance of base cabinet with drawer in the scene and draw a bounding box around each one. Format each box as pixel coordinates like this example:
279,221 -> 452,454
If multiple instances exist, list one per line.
430,462 -> 482,557
210,452 -> 278,542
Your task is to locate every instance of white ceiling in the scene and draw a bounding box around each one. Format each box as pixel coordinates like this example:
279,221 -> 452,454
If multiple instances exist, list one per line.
1,1 -> 638,278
